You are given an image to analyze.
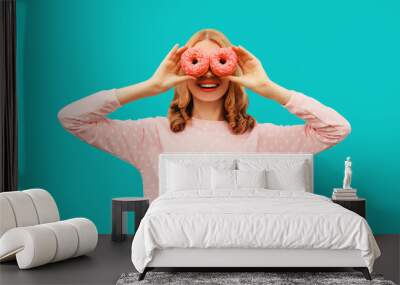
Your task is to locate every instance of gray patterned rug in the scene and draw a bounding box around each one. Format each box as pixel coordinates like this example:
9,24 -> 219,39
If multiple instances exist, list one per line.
116,271 -> 396,285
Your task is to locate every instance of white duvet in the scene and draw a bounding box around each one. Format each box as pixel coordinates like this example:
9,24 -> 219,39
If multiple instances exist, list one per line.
131,189 -> 380,273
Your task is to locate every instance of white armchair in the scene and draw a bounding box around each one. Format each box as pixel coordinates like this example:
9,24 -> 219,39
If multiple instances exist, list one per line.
0,188 -> 98,269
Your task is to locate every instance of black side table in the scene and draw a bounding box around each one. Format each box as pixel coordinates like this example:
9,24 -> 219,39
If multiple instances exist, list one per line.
332,198 -> 366,219
112,197 -> 149,242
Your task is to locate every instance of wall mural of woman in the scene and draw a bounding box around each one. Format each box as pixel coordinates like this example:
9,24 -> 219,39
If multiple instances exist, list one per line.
57,28 -> 351,202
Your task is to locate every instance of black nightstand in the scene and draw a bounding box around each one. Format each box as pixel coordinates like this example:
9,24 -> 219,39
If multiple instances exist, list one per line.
111,197 -> 149,242
332,198 -> 366,218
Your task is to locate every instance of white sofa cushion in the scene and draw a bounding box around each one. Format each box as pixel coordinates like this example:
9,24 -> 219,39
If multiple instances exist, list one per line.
0,191 -> 40,227
42,221 -> 79,262
0,189 -> 59,237
24,189 -> 60,223
0,196 -> 17,237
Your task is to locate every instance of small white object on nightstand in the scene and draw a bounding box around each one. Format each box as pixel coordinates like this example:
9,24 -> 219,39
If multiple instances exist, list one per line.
343,156 -> 352,189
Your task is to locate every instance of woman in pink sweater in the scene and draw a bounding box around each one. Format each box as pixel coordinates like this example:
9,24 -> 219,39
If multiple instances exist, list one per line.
58,29 -> 351,201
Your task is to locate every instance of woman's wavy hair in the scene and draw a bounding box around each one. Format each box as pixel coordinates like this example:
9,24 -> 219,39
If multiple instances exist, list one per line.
167,28 -> 256,135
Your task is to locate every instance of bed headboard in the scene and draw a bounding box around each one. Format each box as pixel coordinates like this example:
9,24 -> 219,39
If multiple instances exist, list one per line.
158,152 -> 314,195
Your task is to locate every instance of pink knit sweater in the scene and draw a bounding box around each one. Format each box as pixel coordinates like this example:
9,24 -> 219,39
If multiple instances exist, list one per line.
58,89 -> 351,201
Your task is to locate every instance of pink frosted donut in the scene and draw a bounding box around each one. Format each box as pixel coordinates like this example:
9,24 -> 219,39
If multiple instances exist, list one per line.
180,48 -> 210,77
210,47 -> 238,76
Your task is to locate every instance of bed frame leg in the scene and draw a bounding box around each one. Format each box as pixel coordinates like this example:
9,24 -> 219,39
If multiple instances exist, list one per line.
354,267 -> 372,280
138,268 -> 148,281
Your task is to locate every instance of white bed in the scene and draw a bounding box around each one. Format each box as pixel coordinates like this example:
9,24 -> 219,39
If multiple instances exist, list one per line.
131,152 -> 380,281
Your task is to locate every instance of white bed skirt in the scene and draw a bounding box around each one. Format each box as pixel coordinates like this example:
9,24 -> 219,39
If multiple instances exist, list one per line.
147,248 -> 366,268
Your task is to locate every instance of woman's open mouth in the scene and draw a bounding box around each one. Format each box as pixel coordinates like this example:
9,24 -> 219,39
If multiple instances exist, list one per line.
196,79 -> 220,92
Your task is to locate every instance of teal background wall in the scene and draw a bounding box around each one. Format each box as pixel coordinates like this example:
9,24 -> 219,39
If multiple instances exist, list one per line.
16,0 -> 399,234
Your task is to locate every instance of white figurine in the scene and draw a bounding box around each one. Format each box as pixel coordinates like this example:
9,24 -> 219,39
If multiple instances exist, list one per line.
342,156 -> 352,189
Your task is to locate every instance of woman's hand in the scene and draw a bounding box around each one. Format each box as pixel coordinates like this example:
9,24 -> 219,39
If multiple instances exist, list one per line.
222,46 -> 292,104
116,44 -> 195,105
221,46 -> 271,94
149,44 -> 196,93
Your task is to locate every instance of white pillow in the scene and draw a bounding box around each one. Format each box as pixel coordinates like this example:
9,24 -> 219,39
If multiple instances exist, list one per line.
211,168 -> 268,190
211,168 -> 236,190
266,166 -> 307,191
167,162 -> 211,191
237,159 -> 308,191
166,160 -> 236,192
236,169 -> 268,189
